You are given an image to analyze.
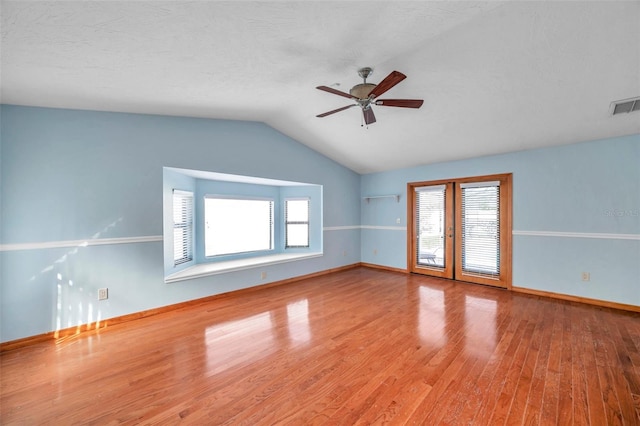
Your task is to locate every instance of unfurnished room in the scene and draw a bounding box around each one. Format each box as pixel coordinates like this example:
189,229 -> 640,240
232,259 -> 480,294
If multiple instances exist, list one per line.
1,1 -> 639,424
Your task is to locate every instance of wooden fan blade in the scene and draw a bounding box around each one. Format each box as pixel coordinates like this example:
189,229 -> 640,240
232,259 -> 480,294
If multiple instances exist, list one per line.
316,86 -> 356,99
363,107 -> 376,125
368,71 -> 406,98
316,104 -> 356,118
375,99 -> 424,108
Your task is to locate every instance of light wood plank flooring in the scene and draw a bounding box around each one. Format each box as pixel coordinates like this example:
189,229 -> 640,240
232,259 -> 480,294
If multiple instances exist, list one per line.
2,267 -> 639,424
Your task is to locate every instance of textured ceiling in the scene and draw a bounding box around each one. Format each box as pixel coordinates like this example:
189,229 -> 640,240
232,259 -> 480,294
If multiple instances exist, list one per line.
2,1 -> 639,174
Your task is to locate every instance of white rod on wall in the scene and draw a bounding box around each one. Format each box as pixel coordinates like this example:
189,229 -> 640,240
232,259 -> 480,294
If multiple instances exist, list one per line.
363,195 -> 400,203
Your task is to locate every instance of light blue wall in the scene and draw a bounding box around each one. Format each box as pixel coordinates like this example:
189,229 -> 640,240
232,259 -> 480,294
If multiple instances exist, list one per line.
1,103 -> 637,343
0,105 -> 361,342
361,134 -> 640,306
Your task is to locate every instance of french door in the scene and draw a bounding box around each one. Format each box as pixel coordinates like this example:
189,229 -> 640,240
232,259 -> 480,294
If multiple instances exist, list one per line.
408,174 -> 512,288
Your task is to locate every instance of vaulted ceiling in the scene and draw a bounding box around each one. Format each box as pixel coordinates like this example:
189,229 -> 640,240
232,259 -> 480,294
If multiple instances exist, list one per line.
2,1 -> 639,174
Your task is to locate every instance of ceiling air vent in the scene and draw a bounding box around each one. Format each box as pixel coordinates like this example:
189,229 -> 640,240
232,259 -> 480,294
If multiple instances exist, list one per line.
610,96 -> 640,115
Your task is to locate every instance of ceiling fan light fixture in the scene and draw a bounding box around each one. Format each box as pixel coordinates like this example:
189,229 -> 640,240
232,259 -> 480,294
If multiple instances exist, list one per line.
350,83 -> 377,99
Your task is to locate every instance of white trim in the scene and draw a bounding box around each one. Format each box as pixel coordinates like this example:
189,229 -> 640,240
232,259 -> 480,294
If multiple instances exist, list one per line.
513,230 -> 640,240
164,167 -> 316,187
204,194 -> 274,201
165,252 -> 323,283
0,236 -> 163,252
361,225 -> 406,231
4,229 -> 636,252
323,226 -> 360,231
325,226 -> 406,231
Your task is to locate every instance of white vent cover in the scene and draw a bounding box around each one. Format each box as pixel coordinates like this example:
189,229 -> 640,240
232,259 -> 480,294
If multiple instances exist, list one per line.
610,96 -> 640,115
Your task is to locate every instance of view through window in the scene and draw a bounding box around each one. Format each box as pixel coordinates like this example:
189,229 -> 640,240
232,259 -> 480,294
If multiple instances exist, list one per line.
204,197 -> 274,257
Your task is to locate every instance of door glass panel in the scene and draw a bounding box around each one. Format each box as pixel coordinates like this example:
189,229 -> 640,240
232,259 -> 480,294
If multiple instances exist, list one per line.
460,183 -> 500,276
416,186 -> 446,267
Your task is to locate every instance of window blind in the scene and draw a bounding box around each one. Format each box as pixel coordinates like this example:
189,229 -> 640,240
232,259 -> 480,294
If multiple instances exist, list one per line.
173,189 -> 193,266
460,182 -> 500,277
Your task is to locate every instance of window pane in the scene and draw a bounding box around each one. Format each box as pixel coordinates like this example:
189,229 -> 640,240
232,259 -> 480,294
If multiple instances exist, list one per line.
286,224 -> 309,247
286,199 -> 309,221
205,198 -> 273,257
286,199 -> 309,248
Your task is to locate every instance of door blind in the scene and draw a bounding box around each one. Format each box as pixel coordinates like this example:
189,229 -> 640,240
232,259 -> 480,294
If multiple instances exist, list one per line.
460,182 -> 500,277
173,189 -> 193,266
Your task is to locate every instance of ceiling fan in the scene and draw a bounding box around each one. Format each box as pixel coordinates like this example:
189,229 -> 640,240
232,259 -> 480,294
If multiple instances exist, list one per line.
316,67 -> 424,125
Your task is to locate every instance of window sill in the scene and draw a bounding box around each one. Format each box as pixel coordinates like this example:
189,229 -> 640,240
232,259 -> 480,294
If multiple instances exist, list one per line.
165,252 -> 323,283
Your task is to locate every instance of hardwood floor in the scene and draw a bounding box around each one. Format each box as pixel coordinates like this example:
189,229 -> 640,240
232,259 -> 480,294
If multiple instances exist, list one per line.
1,267 -> 639,425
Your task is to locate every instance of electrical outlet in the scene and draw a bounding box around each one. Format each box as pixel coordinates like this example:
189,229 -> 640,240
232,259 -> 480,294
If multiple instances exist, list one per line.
343,250 -> 347,257
98,288 -> 108,300
373,249 -> 378,256
261,272 -> 267,280
396,218 -> 401,224
581,272 -> 590,282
